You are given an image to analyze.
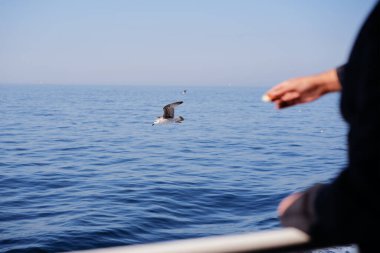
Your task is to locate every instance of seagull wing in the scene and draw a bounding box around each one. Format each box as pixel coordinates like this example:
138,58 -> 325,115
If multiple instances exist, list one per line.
163,101 -> 183,119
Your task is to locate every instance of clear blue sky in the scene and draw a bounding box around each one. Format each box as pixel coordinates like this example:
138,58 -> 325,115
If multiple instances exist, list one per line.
0,0 -> 377,86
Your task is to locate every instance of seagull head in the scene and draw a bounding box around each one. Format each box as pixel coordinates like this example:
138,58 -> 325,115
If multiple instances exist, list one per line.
152,117 -> 160,126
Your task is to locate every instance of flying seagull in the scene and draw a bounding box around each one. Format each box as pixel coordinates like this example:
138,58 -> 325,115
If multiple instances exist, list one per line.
152,101 -> 184,126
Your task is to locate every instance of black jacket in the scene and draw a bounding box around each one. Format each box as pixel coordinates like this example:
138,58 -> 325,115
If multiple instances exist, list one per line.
280,1 -> 380,248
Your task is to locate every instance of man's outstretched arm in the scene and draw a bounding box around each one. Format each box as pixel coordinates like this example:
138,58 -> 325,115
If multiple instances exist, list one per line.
263,68 -> 342,109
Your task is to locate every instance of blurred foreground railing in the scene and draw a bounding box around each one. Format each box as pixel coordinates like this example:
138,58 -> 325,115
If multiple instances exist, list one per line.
69,228 -> 324,253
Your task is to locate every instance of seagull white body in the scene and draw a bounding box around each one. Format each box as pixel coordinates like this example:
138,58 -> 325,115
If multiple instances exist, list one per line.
152,101 -> 184,126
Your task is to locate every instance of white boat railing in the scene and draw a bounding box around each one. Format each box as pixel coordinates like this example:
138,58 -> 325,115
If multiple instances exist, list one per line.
69,228 -> 316,253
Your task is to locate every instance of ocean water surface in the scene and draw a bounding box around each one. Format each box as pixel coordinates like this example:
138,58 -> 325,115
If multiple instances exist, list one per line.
0,85 -> 348,252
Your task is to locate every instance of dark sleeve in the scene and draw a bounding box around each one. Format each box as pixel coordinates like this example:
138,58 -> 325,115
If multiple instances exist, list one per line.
336,64 -> 346,86
317,3 -> 380,244
280,1 -> 380,246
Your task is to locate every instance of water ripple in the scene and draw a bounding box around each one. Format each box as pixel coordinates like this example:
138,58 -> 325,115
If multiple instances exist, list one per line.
0,85 -> 347,252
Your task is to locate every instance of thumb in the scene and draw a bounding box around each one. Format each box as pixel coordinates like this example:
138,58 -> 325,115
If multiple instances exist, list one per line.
265,81 -> 292,102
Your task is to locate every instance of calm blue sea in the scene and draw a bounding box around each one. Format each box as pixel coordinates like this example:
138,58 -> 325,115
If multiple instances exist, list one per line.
0,85 -> 348,253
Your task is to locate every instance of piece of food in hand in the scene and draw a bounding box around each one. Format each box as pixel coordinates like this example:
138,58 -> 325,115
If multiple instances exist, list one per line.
261,94 -> 272,102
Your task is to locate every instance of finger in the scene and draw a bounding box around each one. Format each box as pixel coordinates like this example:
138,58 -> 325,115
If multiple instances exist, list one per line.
274,92 -> 300,109
266,81 -> 292,101
276,98 -> 299,109
281,91 -> 300,102
276,100 -> 294,109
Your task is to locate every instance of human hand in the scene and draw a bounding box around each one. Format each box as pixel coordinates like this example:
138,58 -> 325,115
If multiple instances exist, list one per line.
263,69 -> 341,109
277,192 -> 303,216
